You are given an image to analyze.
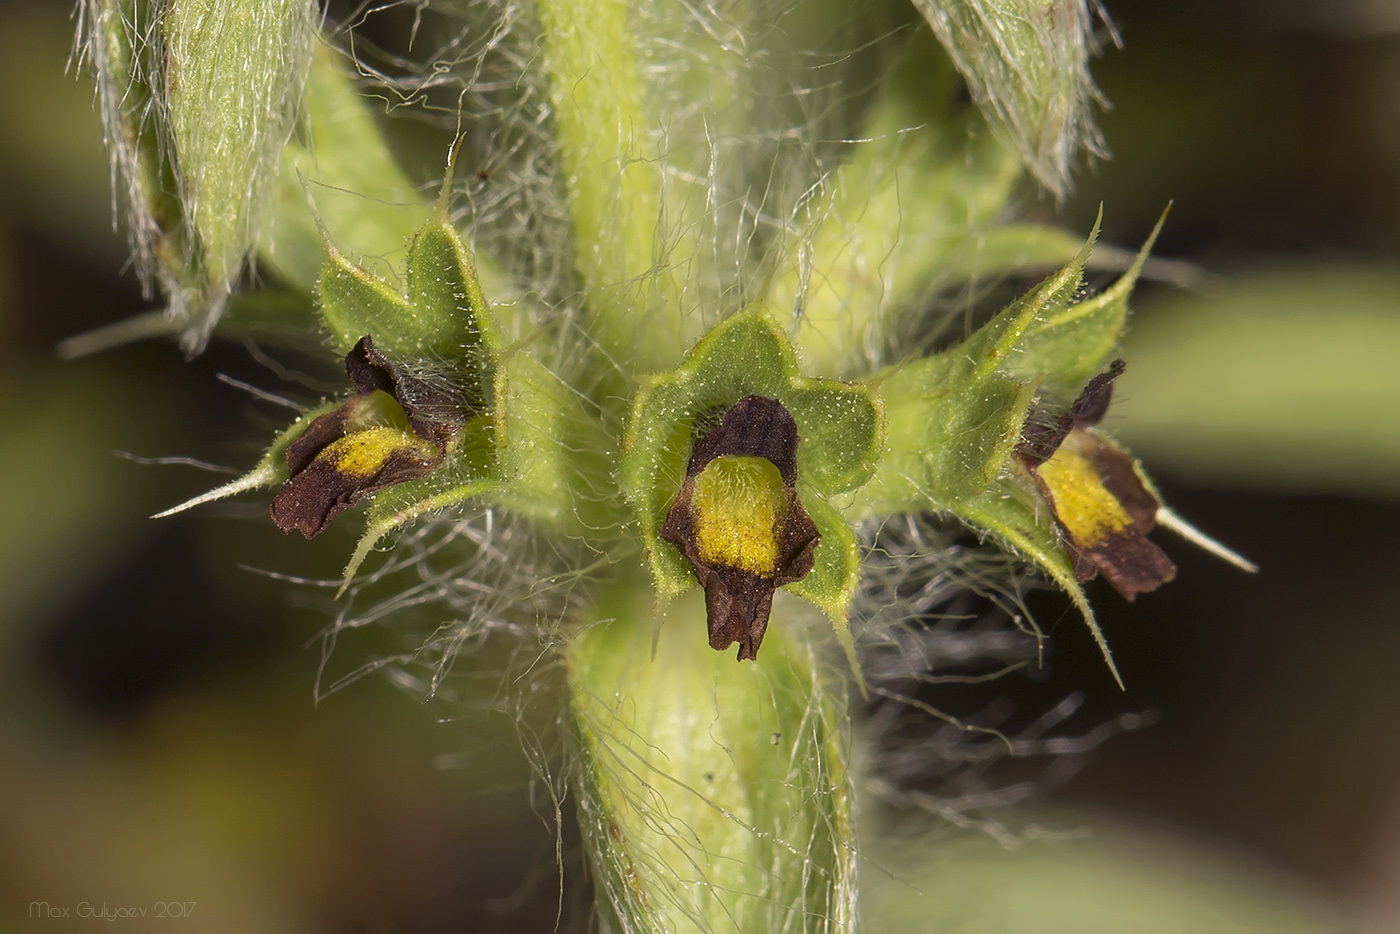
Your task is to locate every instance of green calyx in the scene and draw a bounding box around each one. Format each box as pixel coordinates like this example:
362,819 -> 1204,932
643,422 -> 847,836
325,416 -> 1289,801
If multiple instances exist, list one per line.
849,208 -> 1169,685
622,308 -> 884,674
156,197 -> 577,591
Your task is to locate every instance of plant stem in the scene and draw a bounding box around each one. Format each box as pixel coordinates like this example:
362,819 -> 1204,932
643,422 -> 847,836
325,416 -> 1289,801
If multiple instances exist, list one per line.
568,582 -> 856,934
535,0 -> 683,373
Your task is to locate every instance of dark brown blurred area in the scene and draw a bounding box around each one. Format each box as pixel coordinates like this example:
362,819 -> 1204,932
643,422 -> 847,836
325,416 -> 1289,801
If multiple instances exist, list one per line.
1,0 -> 1397,930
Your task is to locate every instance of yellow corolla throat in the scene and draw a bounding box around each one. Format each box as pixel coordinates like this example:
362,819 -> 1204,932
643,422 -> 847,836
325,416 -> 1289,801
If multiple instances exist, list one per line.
1034,446 -> 1133,548
689,455 -> 788,577
323,427 -> 439,479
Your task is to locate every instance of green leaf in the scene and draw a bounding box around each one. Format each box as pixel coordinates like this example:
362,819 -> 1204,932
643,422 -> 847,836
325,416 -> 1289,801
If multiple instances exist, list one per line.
910,0 -> 1105,198
79,0 -> 316,351
81,0 -> 185,279
959,211 -> 1100,384
842,216 -> 1096,519
160,0 -> 318,347
772,30 -> 1024,377
623,376 -> 697,598
682,311 -> 793,400
853,210 -> 1164,518
784,384 -> 886,496
403,221 -> 496,358
317,252 -> 416,355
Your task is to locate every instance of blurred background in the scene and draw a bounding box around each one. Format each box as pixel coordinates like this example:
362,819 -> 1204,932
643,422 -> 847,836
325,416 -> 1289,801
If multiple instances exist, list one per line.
1,0 -> 1397,930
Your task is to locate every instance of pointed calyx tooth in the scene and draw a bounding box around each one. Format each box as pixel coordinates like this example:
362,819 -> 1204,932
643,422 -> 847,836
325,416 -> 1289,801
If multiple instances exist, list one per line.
1015,359 -> 1177,600
659,395 -> 819,661
270,335 -> 470,538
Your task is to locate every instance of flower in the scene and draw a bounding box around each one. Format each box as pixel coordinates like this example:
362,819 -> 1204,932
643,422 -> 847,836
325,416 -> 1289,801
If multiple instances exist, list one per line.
1016,359 -> 1177,599
658,396 -> 820,660
621,309 -> 883,667
271,335 -> 466,538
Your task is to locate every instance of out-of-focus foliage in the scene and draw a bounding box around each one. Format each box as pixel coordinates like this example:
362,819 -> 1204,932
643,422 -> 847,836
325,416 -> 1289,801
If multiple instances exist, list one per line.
76,0 -> 319,351
1115,268 -> 1400,497
863,824 -> 1350,934
909,0 -> 1107,198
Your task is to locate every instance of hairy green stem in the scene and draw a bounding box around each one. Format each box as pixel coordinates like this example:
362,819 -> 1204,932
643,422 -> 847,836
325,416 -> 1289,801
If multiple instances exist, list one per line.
535,0 -> 682,372
568,583 -> 856,934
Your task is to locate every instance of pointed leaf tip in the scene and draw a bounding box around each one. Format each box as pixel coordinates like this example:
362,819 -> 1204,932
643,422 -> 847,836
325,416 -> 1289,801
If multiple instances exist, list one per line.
151,463 -> 281,519
1156,506 -> 1259,574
